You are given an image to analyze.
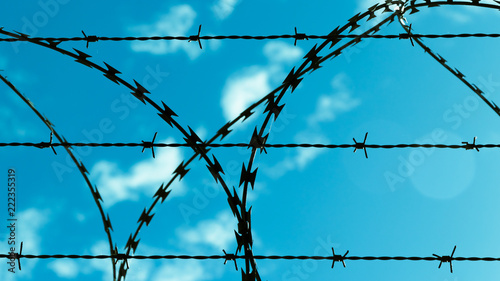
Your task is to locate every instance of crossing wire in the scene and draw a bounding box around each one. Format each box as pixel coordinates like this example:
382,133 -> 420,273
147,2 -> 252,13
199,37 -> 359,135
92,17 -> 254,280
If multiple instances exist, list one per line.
0,141 -> 492,150
3,0 -> 500,280
2,32 -> 500,43
1,253 -> 499,261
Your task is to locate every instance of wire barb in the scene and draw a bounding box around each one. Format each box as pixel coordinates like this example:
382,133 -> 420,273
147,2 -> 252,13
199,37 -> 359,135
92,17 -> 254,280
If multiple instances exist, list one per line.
462,137 -> 479,152
188,24 -> 203,49
399,23 -> 415,46
141,132 -> 157,158
223,249 -> 238,271
294,27 -> 308,46
433,245 -> 456,273
34,131 -> 57,155
331,247 -> 349,268
81,30 -> 98,48
113,253 -> 130,270
11,241 -> 23,271
353,132 -> 369,158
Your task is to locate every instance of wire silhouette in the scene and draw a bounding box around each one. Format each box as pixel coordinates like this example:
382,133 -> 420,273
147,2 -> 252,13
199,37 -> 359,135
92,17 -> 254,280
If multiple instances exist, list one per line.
2,31 -> 500,44
3,1 -> 500,281
0,140 -> 490,150
2,244 -> 499,275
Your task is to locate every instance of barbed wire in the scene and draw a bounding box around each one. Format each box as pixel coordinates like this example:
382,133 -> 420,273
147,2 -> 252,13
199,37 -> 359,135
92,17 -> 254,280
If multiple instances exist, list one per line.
4,1 -> 500,280
2,31 -> 500,46
0,244 -> 497,273
0,74 -> 120,277
0,138 -> 489,150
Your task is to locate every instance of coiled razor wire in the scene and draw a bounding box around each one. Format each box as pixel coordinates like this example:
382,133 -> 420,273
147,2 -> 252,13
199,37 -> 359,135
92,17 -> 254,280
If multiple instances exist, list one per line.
2,1 -> 500,281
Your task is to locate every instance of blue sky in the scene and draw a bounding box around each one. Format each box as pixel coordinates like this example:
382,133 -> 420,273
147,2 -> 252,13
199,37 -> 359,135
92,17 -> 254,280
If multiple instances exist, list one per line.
2,0 -> 500,280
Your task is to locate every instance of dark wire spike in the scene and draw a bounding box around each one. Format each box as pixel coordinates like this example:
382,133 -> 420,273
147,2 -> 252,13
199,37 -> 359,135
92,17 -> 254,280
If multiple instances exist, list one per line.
81,30 -> 99,48
462,137 -> 479,151
293,27 -> 308,46
433,245 -> 457,273
141,132 -> 157,158
331,247 -> 349,268
353,132 -> 369,158
188,24 -> 203,49
223,249 -> 238,271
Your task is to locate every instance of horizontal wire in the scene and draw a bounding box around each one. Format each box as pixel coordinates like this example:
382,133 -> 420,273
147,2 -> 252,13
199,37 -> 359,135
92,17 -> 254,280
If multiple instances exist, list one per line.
1,33 -> 500,43
0,253 -> 498,261
0,141 -> 492,149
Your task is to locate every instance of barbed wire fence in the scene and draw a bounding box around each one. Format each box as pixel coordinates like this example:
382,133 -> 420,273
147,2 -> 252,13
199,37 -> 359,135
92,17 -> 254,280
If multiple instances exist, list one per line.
2,0 -> 500,280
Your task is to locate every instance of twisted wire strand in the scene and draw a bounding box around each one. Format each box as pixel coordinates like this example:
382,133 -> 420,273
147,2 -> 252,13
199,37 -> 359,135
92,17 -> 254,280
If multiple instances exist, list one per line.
1,253 -> 499,262
3,1 -> 500,280
0,141 -> 493,150
2,33 -> 500,43
0,25 -> 260,281
234,4 -> 402,278
235,1 -> 500,276
398,4 -> 500,119
0,74 -> 119,276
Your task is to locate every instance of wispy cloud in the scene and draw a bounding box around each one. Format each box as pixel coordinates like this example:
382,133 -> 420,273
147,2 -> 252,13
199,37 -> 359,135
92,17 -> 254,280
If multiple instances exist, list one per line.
0,104 -> 30,138
176,211 -> 235,251
220,41 -> 303,121
441,0 -> 499,23
0,208 -> 50,280
307,73 -> 361,127
86,238 -> 223,281
153,260 -> 210,281
264,131 -> 330,179
90,137 -> 186,207
264,73 -> 360,179
129,5 -> 202,59
221,66 -> 272,121
89,240 -> 113,281
48,259 -> 79,278
212,0 -> 241,20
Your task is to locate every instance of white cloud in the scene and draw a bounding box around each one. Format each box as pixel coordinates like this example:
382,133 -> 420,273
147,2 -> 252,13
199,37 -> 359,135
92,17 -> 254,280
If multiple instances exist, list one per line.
354,0 -> 405,26
0,208 -> 50,280
264,132 -> 329,179
80,241 -> 155,281
48,260 -> 79,278
88,241 -> 113,281
355,0 -> 499,26
90,138 -> 186,207
245,181 -> 267,203
176,211 -> 235,251
263,41 -> 303,65
356,0 -> 379,11
441,0 -> 500,23
220,41 -> 303,121
264,73 -> 360,179
84,236 -> 225,281
307,73 -> 361,127
212,0 -> 241,20
438,8 -> 472,24
153,260 -> 208,281
195,125 -> 208,140
221,66 -> 271,121
123,259 -> 154,281
129,5 -> 202,59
